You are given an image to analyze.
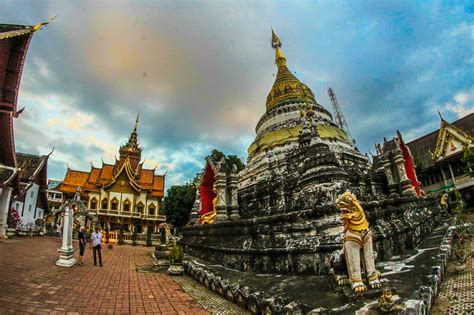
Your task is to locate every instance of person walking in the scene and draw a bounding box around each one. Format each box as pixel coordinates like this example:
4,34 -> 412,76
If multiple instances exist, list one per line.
90,226 -> 103,267
78,226 -> 86,266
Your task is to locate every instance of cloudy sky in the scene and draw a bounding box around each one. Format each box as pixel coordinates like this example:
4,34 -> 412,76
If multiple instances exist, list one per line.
2,0 -> 472,190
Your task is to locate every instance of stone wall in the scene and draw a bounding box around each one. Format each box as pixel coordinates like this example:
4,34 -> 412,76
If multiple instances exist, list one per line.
182,196 -> 440,275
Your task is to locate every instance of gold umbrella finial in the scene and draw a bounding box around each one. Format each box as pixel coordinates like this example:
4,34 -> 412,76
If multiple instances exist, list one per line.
271,28 -> 286,67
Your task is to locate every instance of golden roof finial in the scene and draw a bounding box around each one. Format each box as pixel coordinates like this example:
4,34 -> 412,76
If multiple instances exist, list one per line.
122,114 -> 141,153
134,113 -> 140,131
271,28 -> 286,68
32,15 -> 57,32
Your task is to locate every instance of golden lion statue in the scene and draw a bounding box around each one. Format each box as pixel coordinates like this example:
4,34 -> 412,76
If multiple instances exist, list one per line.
335,191 -> 382,293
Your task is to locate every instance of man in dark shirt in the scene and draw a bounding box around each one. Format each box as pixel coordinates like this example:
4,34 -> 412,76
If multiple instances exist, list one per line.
78,226 -> 86,266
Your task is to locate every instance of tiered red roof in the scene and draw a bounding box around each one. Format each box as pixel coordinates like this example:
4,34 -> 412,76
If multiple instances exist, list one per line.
60,162 -> 165,198
59,115 -> 165,198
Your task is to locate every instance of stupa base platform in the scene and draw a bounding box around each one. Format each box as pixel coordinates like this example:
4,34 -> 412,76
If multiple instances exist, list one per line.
183,221 -> 454,314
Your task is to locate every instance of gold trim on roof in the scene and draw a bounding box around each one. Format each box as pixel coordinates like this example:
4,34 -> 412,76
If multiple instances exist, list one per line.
0,28 -> 33,40
248,126 -> 302,156
103,158 -> 142,192
0,18 -> 55,40
248,124 -> 351,156
432,118 -> 473,161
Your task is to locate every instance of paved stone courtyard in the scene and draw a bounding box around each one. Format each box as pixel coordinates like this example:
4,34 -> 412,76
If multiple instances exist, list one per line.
0,237 -> 208,314
0,231 -> 472,314
432,214 -> 474,315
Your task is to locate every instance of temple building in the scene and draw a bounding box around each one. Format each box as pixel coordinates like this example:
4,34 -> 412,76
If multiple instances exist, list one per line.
406,113 -> 474,208
46,179 -> 63,213
0,22 -> 49,238
10,153 -> 50,227
58,116 -> 166,233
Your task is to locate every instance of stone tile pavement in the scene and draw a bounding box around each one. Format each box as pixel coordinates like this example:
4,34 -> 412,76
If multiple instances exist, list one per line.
436,263 -> 473,314
432,213 -> 474,315
173,276 -> 249,314
0,237 -> 208,314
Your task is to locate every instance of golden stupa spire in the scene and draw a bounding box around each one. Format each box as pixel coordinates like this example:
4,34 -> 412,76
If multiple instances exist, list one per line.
271,28 -> 286,68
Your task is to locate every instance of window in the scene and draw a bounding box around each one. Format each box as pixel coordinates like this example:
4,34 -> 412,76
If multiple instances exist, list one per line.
30,190 -> 34,198
34,207 -> 37,219
123,199 -> 131,212
136,202 -> 144,213
28,204 -> 32,212
38,210 -> 43,218
148,204 -> 156,216
90,198 -> 98,210
101,198 -> 108,210
111,198 -> 118,211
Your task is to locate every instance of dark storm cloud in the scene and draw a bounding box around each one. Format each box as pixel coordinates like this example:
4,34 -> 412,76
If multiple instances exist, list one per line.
2,0 -> 472,185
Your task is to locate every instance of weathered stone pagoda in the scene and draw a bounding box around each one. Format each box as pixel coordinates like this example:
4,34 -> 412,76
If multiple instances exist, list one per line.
182,31 -> 448,314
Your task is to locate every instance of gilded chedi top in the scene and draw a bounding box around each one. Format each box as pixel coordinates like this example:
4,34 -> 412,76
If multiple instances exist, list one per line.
266,29 -> 316,111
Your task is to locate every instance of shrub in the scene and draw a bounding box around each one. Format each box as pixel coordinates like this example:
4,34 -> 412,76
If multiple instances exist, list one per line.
7,207 -> 21,229
35,218 -> 45,230
168,240 -> 184,264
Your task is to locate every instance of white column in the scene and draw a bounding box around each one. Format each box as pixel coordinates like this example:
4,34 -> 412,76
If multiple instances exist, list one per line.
0,187 -> 13,239
67,208 -> 74,251
56,205 -> 76,267
60,206 -> 71,251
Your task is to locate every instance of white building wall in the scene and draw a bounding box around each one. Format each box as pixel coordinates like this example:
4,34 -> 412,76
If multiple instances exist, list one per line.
15,183 -> 42,226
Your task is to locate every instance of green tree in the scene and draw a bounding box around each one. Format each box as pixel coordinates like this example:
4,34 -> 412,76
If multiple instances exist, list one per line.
164,183 -> 196,227
226,154 -> 245,172
210,149 -> 225,161
209,149 -> 245,172
413,156 -> 426,183
462,146 -> 474,176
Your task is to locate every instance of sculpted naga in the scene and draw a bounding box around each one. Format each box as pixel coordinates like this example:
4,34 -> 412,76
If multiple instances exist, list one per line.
335,191 -> 382,293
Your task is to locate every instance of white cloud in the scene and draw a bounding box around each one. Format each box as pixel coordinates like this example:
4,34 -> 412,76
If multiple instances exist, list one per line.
445,88 -> 474,118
